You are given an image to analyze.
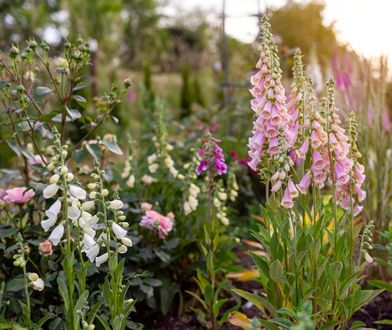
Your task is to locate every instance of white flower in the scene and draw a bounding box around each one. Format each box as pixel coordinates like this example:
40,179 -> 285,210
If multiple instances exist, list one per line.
41,216 -> 58,232
48,223 -> 64,246
85,244 -> 100,262
81,201 -> 95,211
45,199 -> 61,219
364,252 -> 373,264
49,174 -> 60,184
96,253 -> 109,267
220,216 -> 229,226
148,163 -> 159,173
147,154 -> 157,164
164,157 -> 174,168
112,223 -> 127,239
141,175 -> 157,185
109,200 -> 123,210
189,184 -> 200,196
43,183 -> 59,199
83,233 -> 96,249
120,237 -> 132,247
69,185 -> 86,200
183,202 -> 191,215
118,245 -> 128,254
69,207 -> 81,222
169,167 -> 178,178
177,174 -> 185,180
28,273 -> 44,291
188,195 -> 198,210
127,175 -> 135,188
66,173 -> 74,182
218,192 -> 227,201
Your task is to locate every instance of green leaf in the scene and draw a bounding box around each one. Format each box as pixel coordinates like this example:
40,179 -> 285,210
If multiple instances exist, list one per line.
72,82 -> 88,91
186,290 -> 207,310
0,227 -> 18,238
35,86 -> 54,97
231,288 -> 276,317
101,138 -> 123,155
36,313 -> 55,329
73,95 -> 87,103
368,280 -> 392,292
6,277 -> 25,292
374,320 -> 392,325
57,275 -> 69,312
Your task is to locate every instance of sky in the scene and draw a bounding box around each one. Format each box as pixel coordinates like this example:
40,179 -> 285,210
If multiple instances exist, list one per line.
165,0 -> 391,60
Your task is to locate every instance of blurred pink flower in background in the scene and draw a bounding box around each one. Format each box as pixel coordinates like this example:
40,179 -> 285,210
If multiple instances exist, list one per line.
3,187 -> 35,204
140,209 -> 174,239
127,89 -> 137,103
28,155 -> 46,165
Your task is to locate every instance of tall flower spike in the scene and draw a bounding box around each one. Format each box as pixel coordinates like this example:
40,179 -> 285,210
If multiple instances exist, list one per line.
247,15 -> 291,173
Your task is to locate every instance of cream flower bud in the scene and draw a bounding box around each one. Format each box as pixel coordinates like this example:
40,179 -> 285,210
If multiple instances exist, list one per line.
81,201 -> 95,211
284,164 -> 290,172
28,273 -> 39,282
101,189 -> 109,197
89,192 -> 97,199
164,157 -> 174,168
166,144 -> 174,151
177,174 -> 185,180
49,174 -> 60,184
87,183 -> 97,190
364,252 -> 373,264
109,200 -> 123,210
66,173 -> 74,182
60,166 -> 68,175
118,245 -> 128,254
47,163 -> 55,171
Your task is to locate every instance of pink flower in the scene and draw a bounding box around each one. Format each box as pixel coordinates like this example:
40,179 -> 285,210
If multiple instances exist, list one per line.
280,188 -> 294,208
353,205 -> 363,216
334,162 -> 350,186
3,187 -> 35,204
196,142 -> 227,176
355,184 -> 366,202
296,140 -> 309,159
297,171 -> 311,194
312,151 -> 327,171
28,155 -> 46,165
140,210 -> 174,239
287,180 -> 299,198
271,180 -> 282,192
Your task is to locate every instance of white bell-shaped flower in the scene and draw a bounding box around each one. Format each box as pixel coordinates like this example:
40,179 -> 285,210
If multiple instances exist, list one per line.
69,185 -> 86,200
43,183 -> 59,199
48,223 -> 64,246
112,222 -> 127,239
109,200 -> 123,210
120,237 -> 132,247
96,253 -> 109,267
85,244 -> 100,262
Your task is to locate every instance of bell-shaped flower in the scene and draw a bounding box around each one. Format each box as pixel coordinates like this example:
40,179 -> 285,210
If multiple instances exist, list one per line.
48,223 -> 64,246
69,185 -> 86,200
96,253 -> 109,267
280,188 -> 294,209
296,140 -> 309,159
112,222 -> 127,240
287,180 -> 299,198
297,171 -> 311,194
43,183 -> 59,199
109,200 -> 124,210
27,273 -> 44,291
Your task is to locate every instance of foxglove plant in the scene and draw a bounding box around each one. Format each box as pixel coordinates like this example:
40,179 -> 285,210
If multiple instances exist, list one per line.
187,133 -> 231,330
232,15 -> 381,329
